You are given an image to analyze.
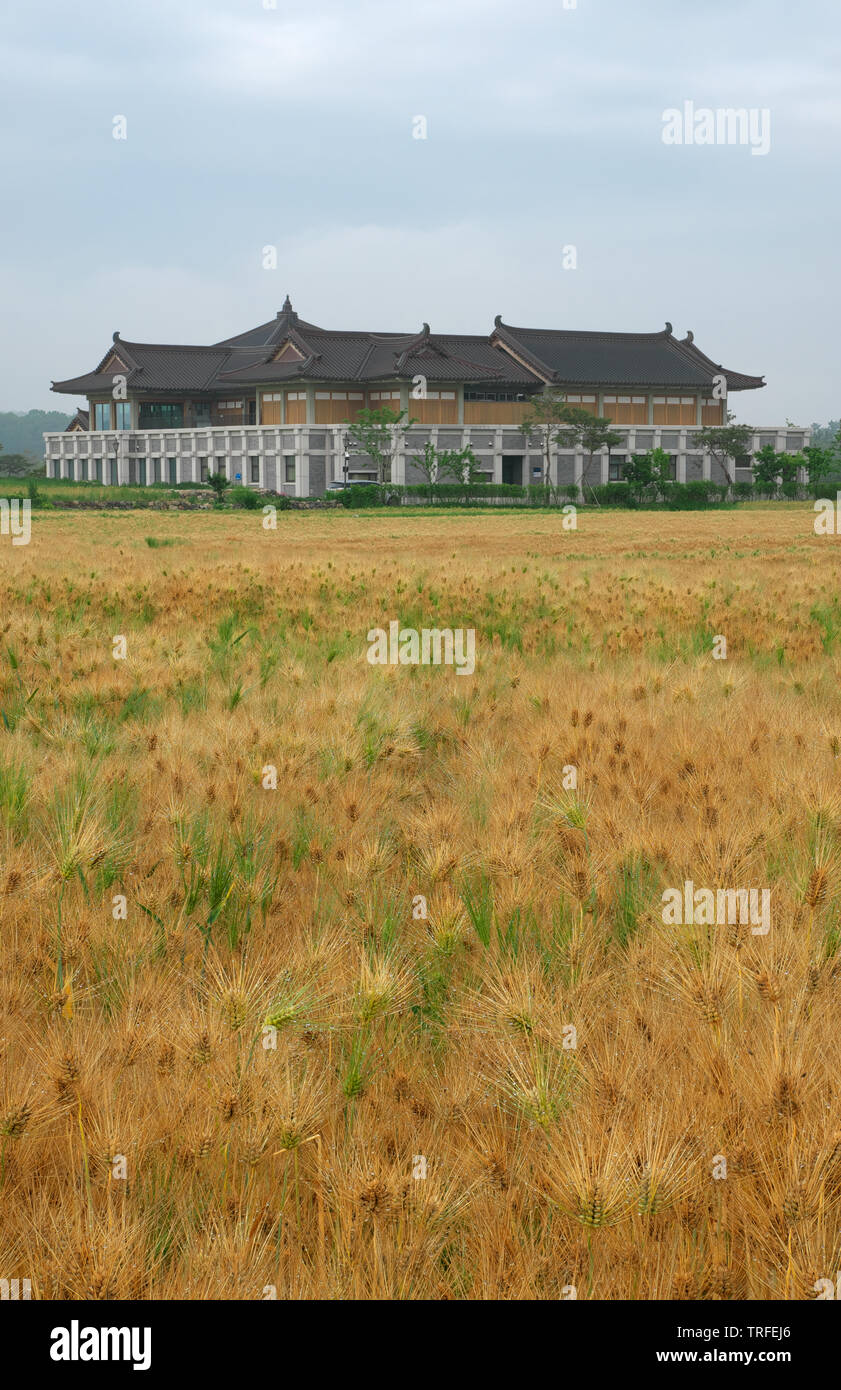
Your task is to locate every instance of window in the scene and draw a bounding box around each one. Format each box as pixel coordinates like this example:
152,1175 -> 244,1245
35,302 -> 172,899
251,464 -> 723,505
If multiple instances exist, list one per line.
199,458 -> 208,482
115,402 -> 131,430
250,456 -> 260,483
153,458 -> 162,484
80,459 -> 88,481
137,458 -> 147,486
109,457 -> 118,485
284,456 -> 296,483
608,457 -> 626,481
94,458 -> 102,482
668,455 -> 678,480
168,457 -> 177,484
93,402 -> 112,430
138,402 -> 183,429
464,389 -> 529,403
195,402 -> 212,427
215,457 -> 227,478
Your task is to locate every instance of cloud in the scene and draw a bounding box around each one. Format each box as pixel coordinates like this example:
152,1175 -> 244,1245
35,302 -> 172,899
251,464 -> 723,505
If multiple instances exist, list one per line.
0,0 -> 839,424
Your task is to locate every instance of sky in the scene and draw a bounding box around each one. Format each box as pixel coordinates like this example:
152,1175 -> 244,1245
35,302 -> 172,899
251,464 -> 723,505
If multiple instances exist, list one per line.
1,0 -> 839,424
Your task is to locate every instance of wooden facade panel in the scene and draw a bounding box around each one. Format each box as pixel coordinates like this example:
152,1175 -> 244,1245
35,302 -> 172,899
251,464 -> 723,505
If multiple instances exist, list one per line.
701,399 -> 725,425
260,395 -> 282,425
285,392 -> 306,424
602,396 -> 649,425
367,390 -> 403,413
653,397 -> 698,426
312,390 -> 367,424
562,395 -> 598,416
463,400 -> 528,425
411,396 -> 459,424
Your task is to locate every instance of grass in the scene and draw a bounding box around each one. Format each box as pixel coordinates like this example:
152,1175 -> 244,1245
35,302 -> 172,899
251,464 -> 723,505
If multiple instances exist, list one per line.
0,504 -> 840,1299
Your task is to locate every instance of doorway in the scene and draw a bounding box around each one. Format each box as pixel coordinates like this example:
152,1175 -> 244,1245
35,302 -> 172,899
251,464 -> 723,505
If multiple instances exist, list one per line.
502,455 -> 523,486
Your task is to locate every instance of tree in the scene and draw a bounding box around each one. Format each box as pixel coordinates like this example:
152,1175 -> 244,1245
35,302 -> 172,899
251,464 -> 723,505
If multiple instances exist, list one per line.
691,413 -> 754,488
0,453 -> 36,477
803,443 -> 839,487
207,469 -> 230,502
621,451 -> 654,502
752,443 -> 782,497
522,392 -> 584,484
344,406 -> 414,485
578,415 -> 624,496
412,441 -> 479,500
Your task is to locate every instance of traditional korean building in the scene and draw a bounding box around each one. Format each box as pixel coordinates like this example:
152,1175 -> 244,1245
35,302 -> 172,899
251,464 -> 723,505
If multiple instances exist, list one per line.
46,297 -> 803,493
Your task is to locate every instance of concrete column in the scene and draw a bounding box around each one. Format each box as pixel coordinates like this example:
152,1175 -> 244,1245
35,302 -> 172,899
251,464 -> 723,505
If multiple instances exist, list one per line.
297,429 -> 307,498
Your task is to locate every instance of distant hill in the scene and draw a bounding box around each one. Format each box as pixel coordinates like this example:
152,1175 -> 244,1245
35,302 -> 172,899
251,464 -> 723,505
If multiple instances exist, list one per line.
0,409 -> 72,466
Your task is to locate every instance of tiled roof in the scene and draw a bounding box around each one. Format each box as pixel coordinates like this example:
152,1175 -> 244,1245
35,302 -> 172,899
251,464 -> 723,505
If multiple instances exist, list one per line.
493,320 -> 765,392
51,300 -> 764,398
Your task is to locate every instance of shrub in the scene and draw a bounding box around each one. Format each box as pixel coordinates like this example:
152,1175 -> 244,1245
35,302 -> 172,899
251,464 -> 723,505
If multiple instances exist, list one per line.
230,485 -> 260,510
588,483 -> 636,507
733,481 -> 754,501
809,475 -> 841,500
338,485 -> 384,508
207,471 -> 230,502
664,480 -> 728,509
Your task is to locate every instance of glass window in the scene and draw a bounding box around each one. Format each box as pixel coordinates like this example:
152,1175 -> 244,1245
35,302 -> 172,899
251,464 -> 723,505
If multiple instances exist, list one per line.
138,402 -> 184,429
168,458 -> 177,484
153,458 -> 162,484
199,458 -> 208,482
137,458 -> 147,486
216,457 -> 226,478
115,402 -> 131,430
109,457 -> 118,485
608,457 -> 625,481
284,455 -> 296,483
94,458 -> 102,482
250,457 -> 260,483
93,402 -> 112,430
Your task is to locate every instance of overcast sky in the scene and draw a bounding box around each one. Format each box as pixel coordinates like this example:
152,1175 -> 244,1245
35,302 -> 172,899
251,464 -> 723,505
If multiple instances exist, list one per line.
2,0 -> 838,423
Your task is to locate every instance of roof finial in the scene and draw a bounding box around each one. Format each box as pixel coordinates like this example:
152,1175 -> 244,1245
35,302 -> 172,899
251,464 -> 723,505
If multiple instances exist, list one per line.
494,314 -> 502,329
665,321 -> 673,335
282,294 -> 293,312
421,322 -> 430,336
113,330 -> 120,342
685,329 -> 694,343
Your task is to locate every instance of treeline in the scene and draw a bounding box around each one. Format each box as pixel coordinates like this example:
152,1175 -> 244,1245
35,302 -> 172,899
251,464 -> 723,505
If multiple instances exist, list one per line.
0,409 -> 72,469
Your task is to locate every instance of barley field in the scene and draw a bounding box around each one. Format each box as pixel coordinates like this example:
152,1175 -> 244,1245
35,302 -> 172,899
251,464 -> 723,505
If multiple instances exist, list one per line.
1,504 -> 840,1300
